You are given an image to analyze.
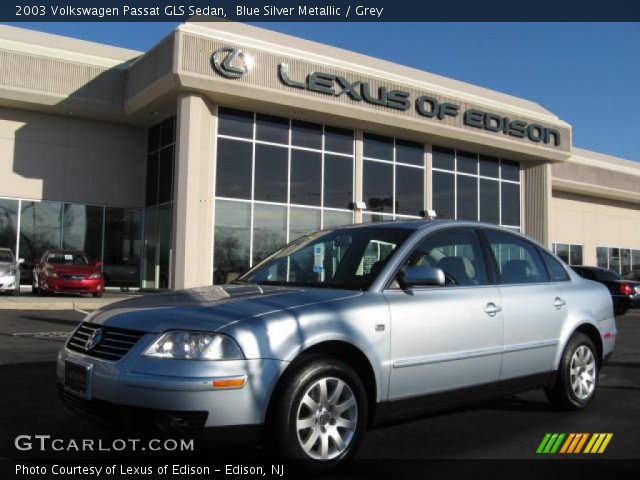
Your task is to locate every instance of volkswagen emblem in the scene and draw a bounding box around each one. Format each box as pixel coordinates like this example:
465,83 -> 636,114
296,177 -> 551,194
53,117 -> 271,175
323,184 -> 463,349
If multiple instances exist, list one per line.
211,47 -> 253,79
85,328 -> 103,350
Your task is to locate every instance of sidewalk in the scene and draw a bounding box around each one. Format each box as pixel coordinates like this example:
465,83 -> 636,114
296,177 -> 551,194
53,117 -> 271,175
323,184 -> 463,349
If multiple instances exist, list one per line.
0,289 -> 143,311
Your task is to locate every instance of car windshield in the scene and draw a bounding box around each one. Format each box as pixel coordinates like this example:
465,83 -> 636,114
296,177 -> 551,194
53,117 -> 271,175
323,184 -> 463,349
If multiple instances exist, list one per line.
47,252 -> 89,265
597,269 -> 622,282
0,251 -> 13,263
237,227 -> 413,290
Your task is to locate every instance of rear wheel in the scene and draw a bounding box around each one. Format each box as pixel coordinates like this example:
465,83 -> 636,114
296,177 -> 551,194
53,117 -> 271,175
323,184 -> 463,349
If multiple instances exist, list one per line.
545,333 -> 598,411
271,355 -> 367,471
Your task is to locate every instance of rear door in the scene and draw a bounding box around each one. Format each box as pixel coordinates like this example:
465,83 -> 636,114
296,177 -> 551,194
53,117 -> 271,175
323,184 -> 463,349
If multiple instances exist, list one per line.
385,227 -> 504,399
482,229 -> 567,380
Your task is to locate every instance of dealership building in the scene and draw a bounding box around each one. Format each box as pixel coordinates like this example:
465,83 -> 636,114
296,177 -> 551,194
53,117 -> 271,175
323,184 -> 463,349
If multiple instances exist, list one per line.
0,21 -> 638,289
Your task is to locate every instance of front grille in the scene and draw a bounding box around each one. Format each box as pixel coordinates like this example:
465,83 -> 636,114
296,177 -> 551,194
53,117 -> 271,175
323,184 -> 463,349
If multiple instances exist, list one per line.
67,322 -> 145,362
62,274 -> 85,280
59,386 -> 208,433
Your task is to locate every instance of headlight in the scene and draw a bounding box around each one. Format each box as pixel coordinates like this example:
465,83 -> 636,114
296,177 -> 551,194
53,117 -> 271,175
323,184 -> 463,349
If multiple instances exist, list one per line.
45,270 -> 58,278
143,332 -> 244,360
89,272 -> 102,279
0,270 -> 9,278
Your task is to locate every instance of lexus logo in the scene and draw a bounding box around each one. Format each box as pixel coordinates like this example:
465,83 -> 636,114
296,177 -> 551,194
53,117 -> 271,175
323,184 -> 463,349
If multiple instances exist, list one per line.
85,328 -> 103,350
211,47 -> 253,79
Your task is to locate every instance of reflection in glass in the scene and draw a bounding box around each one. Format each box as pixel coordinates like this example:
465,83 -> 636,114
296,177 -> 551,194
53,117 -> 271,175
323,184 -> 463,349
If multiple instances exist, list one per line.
103,208 -> 141,288
218,107 -> 253,139
597,247 -> 608,269
395,166 -> 424,216
432,171 -> 455,220
570,245 -> 583,266
501,183 -> 520,226
214,200 -> 251,284
324,126 -> 354,154
291,120 -> 322,149
501,160 -> 520,181
323,210 -> 353,228
145,152 -> 159,206
253,204 -> 287,264
254,144 -> 288,203
62,204 -> 104,261
256,114 -> 289,144
142,206 -> 158,288
363,133 -> 393,160
555,243 -> 570,264
479,155 -> 499,178
158,146 -> 174,204
290,208 -> 321,241
19,201 -> 62,264
609,248 -> 620,274
0,198 -> 19,254
457,151 -> 478,175
324,155 -> 353,209
456,175 -> 478,221
432,146 -> 455,171
479,179 -> 499,224
396,139 -> 423,166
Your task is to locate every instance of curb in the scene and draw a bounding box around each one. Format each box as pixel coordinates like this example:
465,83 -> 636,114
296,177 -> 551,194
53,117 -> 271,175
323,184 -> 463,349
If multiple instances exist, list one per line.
0,297 -> 135,311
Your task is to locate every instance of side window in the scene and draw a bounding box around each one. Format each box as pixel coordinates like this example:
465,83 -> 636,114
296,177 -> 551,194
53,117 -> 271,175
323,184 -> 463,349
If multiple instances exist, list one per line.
485,230 -> 549,284
406,228 -> 488,286
541,250 -> 570,282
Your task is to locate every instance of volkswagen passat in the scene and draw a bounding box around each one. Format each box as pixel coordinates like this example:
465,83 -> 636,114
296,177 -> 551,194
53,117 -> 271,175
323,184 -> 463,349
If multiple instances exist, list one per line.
58,221 -> 616,469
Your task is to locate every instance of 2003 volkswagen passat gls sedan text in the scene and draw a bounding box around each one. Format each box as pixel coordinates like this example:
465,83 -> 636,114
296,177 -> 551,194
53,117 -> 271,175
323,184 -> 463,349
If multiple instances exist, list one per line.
58,220 -> 616,469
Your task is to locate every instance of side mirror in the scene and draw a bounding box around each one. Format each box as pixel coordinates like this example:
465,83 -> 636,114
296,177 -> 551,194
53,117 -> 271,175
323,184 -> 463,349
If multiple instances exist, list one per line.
17,258 -> 25,265
399,265 -> 445,288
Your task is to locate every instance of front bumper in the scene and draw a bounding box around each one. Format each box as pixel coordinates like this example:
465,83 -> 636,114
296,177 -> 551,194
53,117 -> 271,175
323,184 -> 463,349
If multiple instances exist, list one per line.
44,277 -> 104,294
0,273 -> 18,291
57,336 -> 286,430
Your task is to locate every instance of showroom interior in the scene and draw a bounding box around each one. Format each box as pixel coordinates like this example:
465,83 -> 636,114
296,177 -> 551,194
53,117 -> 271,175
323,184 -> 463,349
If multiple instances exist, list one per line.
0,21 -> 638,290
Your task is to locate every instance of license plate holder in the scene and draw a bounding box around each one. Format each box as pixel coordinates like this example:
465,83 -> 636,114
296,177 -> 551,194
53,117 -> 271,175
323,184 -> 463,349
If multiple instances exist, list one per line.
64,360 -> 92,399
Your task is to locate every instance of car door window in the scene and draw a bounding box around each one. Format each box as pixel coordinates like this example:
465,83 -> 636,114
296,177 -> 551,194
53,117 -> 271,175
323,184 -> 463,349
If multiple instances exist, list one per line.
485,230 -> 549,284
404,228 -> 488,286
541,250 -> 570,282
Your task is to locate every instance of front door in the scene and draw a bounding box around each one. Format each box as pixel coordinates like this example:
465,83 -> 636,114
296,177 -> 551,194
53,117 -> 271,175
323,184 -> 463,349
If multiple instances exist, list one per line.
385,227 -> 504,400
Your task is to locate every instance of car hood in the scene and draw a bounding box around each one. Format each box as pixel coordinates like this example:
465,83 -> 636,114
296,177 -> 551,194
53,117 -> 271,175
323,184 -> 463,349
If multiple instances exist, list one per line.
46,263 -> 97,275
86,284 -> 363,333
0,261 -> 14,271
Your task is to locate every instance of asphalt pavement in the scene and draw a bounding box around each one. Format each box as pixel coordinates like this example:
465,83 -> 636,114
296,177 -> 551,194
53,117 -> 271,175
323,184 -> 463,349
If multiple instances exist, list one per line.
0,309 -> 638,465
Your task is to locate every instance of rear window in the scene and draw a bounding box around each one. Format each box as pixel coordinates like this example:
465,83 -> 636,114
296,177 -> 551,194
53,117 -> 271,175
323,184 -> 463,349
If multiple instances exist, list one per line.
596,269 -> 622,282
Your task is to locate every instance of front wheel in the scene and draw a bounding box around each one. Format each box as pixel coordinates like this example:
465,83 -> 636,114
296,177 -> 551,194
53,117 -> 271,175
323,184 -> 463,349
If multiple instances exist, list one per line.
545,333 -> 598,411
271,355 -> 367,471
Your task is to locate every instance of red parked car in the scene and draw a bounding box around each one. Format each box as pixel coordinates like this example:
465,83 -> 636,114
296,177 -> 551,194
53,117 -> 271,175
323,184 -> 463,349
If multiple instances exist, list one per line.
32,250 -> 104,297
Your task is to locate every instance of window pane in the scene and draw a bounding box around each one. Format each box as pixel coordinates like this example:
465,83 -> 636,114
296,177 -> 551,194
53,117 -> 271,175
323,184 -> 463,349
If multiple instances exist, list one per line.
408,228 -> 488,286
432,171 -> 455,219
555,243 -> 569,263
395,166 -> 424,216
363,133 -> 393,160
457,151 -> 478,174
501,160 -> 520,182
156,203 -> 172,289
290,150 -> 321,206
597,246 -> 608,268
142,206 -> 157,288
215,139 -> 252,199
396,139 -> 423,166
324,154 -> 353,209
362,213 -> 393,223
432,146 -> 455,171
160,116 -> 175,148
291,120 -> 322,150
323,210 -> 353,228
218,107 -> 253,139
145,152 -> 159,206
0,198 -> 18,255
542,250 -> 570,281
253,204 -> 287,264
485,230 -> 549,284
609,247 -> 620,273
621,248 -> 631,275
479,155 -> 499,178
501,183 -> 520,226
214,200 -> 251,284
254,144 -> 288,203
103,208 -> 141,288
256,114 -> 289,144
19,201 -> 62,274
570,244 -> 583,266
633,250 -> 640,271
290,208 -> 321,241
62,204 -> 104,261
158,145 -> 174,204
324,126 -> 353,154
363,160 -> 393,213
148,124 -> 160,152
479,179 -> 500,224
456,175 -> 478,221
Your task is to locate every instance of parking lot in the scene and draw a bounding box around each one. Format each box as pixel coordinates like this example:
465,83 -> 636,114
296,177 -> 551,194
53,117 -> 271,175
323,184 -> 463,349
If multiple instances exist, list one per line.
0,308 -> 639,464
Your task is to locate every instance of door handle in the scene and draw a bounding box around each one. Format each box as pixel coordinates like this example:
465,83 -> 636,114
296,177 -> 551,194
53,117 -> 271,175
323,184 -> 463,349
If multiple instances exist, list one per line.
484,302 -> 502,316
553,297 -> 566,309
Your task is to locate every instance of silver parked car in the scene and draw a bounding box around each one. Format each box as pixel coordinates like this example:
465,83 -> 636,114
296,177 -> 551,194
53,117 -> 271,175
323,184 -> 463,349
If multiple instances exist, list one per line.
58,221 -> 616,468
0,247 -> 23,295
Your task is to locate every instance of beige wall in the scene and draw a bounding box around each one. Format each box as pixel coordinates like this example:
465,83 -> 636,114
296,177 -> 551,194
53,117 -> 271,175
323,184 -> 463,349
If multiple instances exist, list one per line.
550,190 -> 640,265
0,107 -> 147,208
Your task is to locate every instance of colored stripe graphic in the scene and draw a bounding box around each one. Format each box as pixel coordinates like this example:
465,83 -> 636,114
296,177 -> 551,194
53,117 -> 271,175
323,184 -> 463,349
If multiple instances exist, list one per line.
539,433 -> 613,454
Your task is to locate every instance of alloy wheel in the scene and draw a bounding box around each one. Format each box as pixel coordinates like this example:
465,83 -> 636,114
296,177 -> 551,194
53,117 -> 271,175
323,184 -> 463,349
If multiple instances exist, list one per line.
570,345 -> 596,400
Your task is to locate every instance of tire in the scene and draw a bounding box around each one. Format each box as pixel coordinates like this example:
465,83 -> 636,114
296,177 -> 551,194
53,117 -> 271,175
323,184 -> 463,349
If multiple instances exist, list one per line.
31,278 -> 39,294
545,333 -> 599,411
92,292 -> 103,298
12,287 -> 20,296
270,354 -> 367,471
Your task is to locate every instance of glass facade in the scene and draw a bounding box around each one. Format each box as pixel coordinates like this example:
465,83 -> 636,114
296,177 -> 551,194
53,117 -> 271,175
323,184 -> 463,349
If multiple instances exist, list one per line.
432,147 -> 521,229
213,107 -> 355,284
143,116 -> 176,289
0,197 -> 141,287
553,243 -> 583,266
597,245 -> 639,274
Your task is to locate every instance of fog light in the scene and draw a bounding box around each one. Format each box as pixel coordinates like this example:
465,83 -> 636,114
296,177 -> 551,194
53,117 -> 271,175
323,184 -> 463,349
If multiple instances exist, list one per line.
212,376 -> 247,390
